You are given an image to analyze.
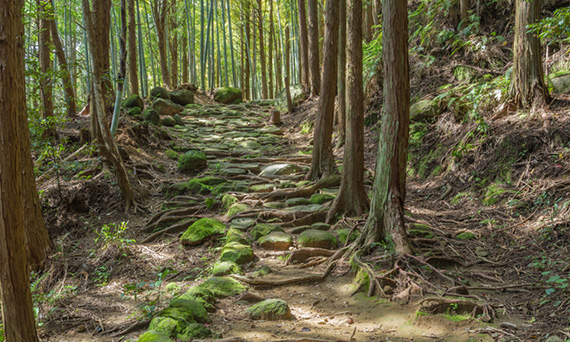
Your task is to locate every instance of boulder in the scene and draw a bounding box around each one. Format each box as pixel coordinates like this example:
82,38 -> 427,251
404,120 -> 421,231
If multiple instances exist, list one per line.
137,331 -> 175,342
128,107 -> 142,117
214,87 -> 243,104
246,299 -> 292,320
219,242 -> 255,264
259,164 -> 302,177
250,223 -> 284,241
226,228 -> 250,245
410,99 -> 442,122
142,108 -> 160,125
227,203 -> 251,218
170,89 -> 195,106
123,94 -> 144,109
172,114 -> 184,125
275,84 -> 308,112
285,197 -> 311,206
257,232 -> 292,251
549,71 -> 570,94
162,116 -> 176,126
153,98 -> 183,116
198,277 -> 247,298
150,86 -> 171,100
298,229 -> 338,249
212,261 -> 241,276
180,218 -> 226,246
178,150 -> 207,174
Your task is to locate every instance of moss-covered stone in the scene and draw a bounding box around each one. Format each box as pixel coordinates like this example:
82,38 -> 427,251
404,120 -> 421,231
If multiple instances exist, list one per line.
263,201 -> 286,209
311,222 -> 331,231
246,299 -> 292,320
257,232 -> 292,251
410,99 -> 442,122
180,218 -> 226,246
226,228 -> 250,245
309,193 -> 335,204
275,84 -> 308,112
128,107 -> 142,116
212,261 -> 242,276
153,98 -> 184,116
178,150 -> 207,174
162,116 -> 176,126
407,223 -> 433,238
185,177 -> 225,194
179,323 -> 212,340
149,317 -> 181,335
165,149 -> 179,160
173,114 -> 184,125
227,203 -> 250,218
198,277 -> 247,298
230,218 -> 256,231
252,265 -> 273,277
211,181 -> 249,196
285,197 -> 311,206
222,194 -> 238,211
168,297 -> 210,323
334,228 -> 360,245
170,89 -> 195,106
179,287 -> 216,312
219,242 -> 255,264
150,86 -> 171,100
456,231 -> 476,240
143,108 -> 160,125
123,94 -> 144,109
250,223 -> 284,241
298,229 -> 338,249
259,164 -> 302,177
214,87 -> 243,104
137,330 -> 175,342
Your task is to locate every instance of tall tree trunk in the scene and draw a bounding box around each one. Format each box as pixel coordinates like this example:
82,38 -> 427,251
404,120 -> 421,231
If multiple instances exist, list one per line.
336,0 -> 347,147
182,34 -> 189,83
243,2 -> 251,100
509,0 -> 549,110
285,26 -> 294,113
49,0 -> 77,117
364,2 -> 373,41
83,0 -> 137,210
459,0 -> 469,29
274,24 -> 283,94
128,0 -> 139,94
227,0 -> 237,87
307,0 -> 339,181
92,0 -> 114,104
298,0 -> 310,88
307,0 -> 320,96
363,0 -> 412,255
153,0 -> 172,88
327,0 -> 368,220
38,0 -> 55,135
257,0 -> 268,99
170,8 -> 179,88
0,1 -> 43,340
268,0 -> 274,98
111,0 -> 128,136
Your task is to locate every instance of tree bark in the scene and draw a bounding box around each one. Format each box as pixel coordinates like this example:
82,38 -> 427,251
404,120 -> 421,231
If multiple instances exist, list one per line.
244,2 -> 251,100
38,0 -> 55,134
152,0 -> 172,88
182,34 -> 189,84
307,0 -> 320,96
298,0 -> 310,88
459,0 -> 469,29
170,6 -> 179,88
307,0 -> 339,181
509,0 -> 549,110
268,0 -> 274,98
364,0 -> 412,255
0,1 -> 43,340
285,26 -> 294,113
337,0 -> 347,146
257,0 -> 268,99
128,0 -> 139,94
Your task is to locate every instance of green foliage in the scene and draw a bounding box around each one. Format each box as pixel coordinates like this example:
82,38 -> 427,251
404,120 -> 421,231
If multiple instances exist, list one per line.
530,7 -> 570,44
31,271 -> 77,325
95,221 -> 134,252
363,30 -> 382,83
122,268 -> 175,320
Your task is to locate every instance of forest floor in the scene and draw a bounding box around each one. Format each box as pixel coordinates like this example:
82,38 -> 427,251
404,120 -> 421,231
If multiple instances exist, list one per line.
35,92 -> 569,342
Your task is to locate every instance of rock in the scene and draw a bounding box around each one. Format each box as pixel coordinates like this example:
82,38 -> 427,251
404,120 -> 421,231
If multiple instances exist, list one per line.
275,84 -> 308,112
549,71 -> 570,94
285,197 -> 311,206
259,164 -> 302,177
179,287 -> 217,312
180,218 -> 226,246
311,222 -> 331,231
285,204 -> 323,213
162,116 -> 176,126
212,261 -> 242,276
222,194 -> 238,211
219,242 -> 255,264
263,201 -> 286,209
410,99 -> 442,122
258,232 -> 293,251
148,317 -> 181,335
334,228 -> 360,245
198,277 -> 247,298
407,223 -> 433,238
143,108 -> 160,125
185,176 -> 225,194
309,193 -> 335,204
214,87 -> 243,104
153,98 -> 183,116
545,337 -> 564,342
137,330 -> 175,342
172,114 -> 184,125
170,89 -> 194,106
178,323 -> 213,340
298,229 -> 338,249
123,94 -> 144,109
246,299 -> 293,320
164,149 -> 179,160
250,223 -> 284,241
168,297 -> 211,323
253,265 -> 273,277
227,203 -> 251,218
178,150 -> 207,173
456,231 -> 476,240
150,86 -> 171,100
128,107 -> 142,116
230,218 -> 256,231
226,228 -> 250,245
475,247 -> 488,257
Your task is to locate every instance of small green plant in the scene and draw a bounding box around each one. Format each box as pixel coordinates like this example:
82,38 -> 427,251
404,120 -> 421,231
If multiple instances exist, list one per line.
122,268 -> 174,319
94,265 -> 110,287
95,221 -> 134,252
301,121 -> 313,134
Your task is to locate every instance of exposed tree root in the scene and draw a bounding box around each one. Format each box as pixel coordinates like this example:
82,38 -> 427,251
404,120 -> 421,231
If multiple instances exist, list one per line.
141,218 -> 198,243
418,297 -> 496,322
284,248 -> 336,264
262,174 -> 341,201
106,319 -> 149,337
352,252 -> 386,298
231,209 -> 327,226
230,262 -> 336,286
143,205 -> 205,232
226,156 -> 312,164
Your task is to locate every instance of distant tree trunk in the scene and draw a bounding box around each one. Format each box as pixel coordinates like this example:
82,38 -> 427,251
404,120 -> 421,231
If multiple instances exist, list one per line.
170,9 -> 179,88
152,0 -> 172,88
327,0 -> 368,220
0,1 -> 43,340
459,0 -> 469,29
509,0 -> 549,110
128,0 -> 139,94
307,0 -> 320,96
182,34 -> 189,83
362,0 -> 412,254
257,0 -> 268,99
268,0 -> 274,98
285,26 -> 293,113
91,0 -> 114,104
336,0 -> 347,147
83,0 -> 137,210
274,25 -> 283,94
243,2 -> 251,100
38,0 -> 55,135
298,0 -> 310,88
373,0 -> 381,28
364,2 -> 373,41
49,0 -> 77,117
307,0 -> 339,181
111,0 -> 128,136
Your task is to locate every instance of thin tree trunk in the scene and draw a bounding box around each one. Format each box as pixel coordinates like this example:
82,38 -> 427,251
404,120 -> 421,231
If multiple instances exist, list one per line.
200,0 -> 206,90
0,1 -> 43,339
111,0 -> 128,136
307,0 -> 339,181
244,2 -> 251,100
221,0 -> 230,87
285,26 -> 293,113
257,0 -> 268,99
364,2 -> 373,41
274,23 -> 283,94
152,0 -> 172,88
268,0 -> 274,98
298,0 -> 310,87
509,0 -> 549,110
459,0 -> 469,29
38,0 -> 55,135
307,0 -> 320,96
337,0 -> 347,147
136,0 -> 148,96
227,0 -> 237,87
128,0 -> 139,94
170,6 -> 179,88
182,34 -> 189,83
363,0 -> 412,255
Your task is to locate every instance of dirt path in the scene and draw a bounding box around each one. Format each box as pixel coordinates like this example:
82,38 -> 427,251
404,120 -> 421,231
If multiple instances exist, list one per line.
44,102 -> 513,342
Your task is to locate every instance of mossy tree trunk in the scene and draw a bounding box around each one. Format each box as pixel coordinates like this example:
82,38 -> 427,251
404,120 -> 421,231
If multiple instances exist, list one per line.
362,0 -> 412,255
306,0 -> 339,181
509,0 -> 549,110
0,1 -> 43,340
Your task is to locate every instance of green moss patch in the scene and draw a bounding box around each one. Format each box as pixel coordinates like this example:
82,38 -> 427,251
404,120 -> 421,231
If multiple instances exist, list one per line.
285,197 -> 311,206
168,298 -> 210,323
250,223 -> 284,241
198,277 -> 247,298
180,218 -> 226,246
227,203 -> 251,218
222,194 -> 238,211
298,229 -> 338,249
165,149 -> 179,160
179,323 -> 212,340
334,228 -> 360,244
246,299 -> 292,320
257,232 -> 292,251
309,193 -> 336,204
407,223 -> 433,238
226,228 -> 250,245
137,330 -> 175,342
456,231 -> 476,240
178,150 -> 207,174
212,261 -> 242,276
219,242 -> 255,264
